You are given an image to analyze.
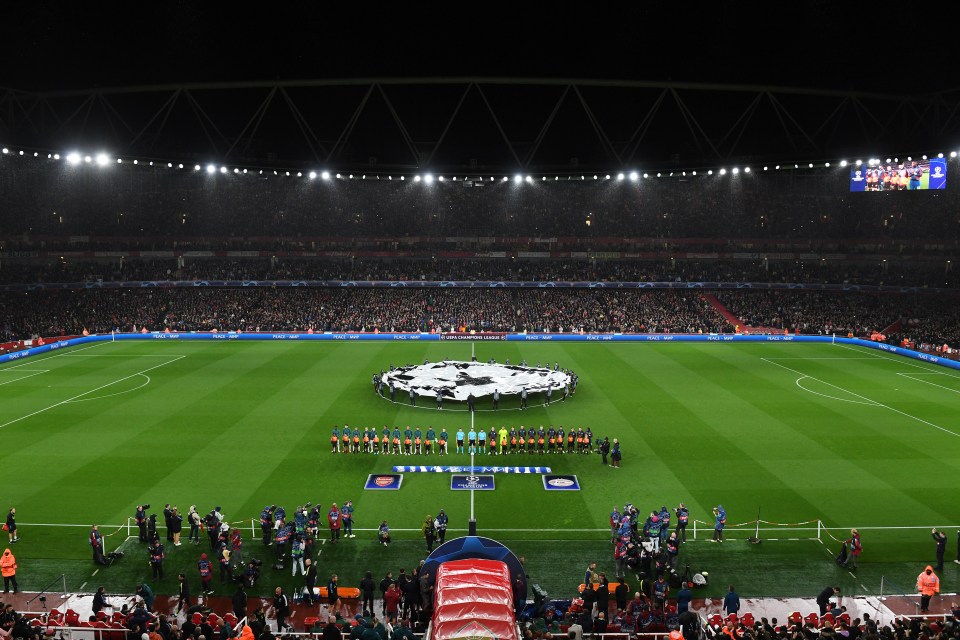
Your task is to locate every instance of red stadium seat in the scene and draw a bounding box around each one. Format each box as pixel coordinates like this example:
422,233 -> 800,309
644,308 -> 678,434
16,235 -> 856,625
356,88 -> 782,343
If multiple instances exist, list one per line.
727,614 -> 738,626
788,612 -> 803,625
821,613 -> 835,627
708,614 -> 723,627
65,610 -> 80,627
303,617 -> 319,632
742,613 -> 756,627
838,613 -> 851,626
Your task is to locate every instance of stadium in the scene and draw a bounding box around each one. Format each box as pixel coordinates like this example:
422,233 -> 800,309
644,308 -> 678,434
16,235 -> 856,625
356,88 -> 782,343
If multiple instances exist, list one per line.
1,5 -> 959,640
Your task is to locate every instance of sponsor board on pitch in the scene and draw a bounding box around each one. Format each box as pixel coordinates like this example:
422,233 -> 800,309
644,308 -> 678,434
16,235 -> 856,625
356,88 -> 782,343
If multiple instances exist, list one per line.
450,474 -> 496,491
542,474 -> 581,491
364,474 -> 403,490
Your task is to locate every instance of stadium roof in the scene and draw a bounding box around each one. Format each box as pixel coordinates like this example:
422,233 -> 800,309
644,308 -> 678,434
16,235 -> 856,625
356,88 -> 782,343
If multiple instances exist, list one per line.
2,2 -> 957,173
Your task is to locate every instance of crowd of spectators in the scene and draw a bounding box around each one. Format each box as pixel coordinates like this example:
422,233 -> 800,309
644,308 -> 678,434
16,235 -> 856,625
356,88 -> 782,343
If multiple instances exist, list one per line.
2,287 -> 958,348
701,611 -> 960,640
3,160 -> 960,241
0,288 -> 731,340
716,291 -> 960,349
0,257 -> 956,289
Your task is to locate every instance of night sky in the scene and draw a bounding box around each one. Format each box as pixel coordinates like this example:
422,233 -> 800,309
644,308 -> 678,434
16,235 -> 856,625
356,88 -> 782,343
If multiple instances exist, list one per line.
2,2 -> 944,94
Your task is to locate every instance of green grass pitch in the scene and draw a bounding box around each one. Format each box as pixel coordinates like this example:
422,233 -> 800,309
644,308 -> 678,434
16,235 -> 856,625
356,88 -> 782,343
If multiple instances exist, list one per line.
1,339 -> 959,602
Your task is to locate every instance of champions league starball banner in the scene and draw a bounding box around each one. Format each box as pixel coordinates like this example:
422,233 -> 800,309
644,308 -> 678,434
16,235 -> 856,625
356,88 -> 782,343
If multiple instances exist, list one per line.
381,360 -> 571,400
850,158 -> 947,192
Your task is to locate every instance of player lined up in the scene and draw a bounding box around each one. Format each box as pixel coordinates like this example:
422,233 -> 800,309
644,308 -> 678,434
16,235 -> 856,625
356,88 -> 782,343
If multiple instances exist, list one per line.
864,161 -> 923,191
330,424 -> 595,455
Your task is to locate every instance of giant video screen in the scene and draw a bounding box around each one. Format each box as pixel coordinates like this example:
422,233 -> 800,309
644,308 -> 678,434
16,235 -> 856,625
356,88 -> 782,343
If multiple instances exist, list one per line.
850,158 -> 946,191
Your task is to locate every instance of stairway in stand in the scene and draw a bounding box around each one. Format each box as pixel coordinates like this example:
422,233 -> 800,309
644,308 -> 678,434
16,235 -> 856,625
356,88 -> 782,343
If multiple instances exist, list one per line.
702,293 -> 743,332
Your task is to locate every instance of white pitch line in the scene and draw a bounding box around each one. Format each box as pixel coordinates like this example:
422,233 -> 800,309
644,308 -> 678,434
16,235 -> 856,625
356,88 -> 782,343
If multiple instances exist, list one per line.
0,341 -> 109,370
765,357 -> 881,360
763,358 -> 960,438
79,582 -> 87,590
0,356 -> 186,430
0,370 -> 48,386
896,373 -> 960,395
834,343 -> 960,378
67,374 -> 152,403
60,354 -> 189,357
795,376 -> 880,406
91,570 -> 99,577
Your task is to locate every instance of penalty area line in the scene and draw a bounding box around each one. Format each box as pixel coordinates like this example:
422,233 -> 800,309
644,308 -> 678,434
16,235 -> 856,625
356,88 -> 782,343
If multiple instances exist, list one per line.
763,358 -> 960,439
0,356 -> 186,431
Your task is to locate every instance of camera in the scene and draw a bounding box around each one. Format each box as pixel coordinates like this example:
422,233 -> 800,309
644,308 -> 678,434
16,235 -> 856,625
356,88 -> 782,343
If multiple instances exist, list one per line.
39,596 -> 46,603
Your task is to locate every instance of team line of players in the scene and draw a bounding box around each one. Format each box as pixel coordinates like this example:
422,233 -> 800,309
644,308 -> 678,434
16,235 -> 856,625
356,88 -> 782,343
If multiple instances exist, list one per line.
330,424 -> 596,455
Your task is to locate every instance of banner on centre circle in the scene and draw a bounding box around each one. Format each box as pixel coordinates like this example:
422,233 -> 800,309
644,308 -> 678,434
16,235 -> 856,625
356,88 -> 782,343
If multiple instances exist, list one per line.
364,474 -> 403,490
450,474 -> 496,491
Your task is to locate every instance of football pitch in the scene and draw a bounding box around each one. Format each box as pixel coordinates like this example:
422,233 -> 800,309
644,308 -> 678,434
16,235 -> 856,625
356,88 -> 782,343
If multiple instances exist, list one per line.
1,339 -> 959,602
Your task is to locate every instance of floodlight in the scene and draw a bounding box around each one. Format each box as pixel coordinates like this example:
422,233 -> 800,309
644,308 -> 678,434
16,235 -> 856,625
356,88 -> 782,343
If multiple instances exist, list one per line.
719,169 -> 727,175
1,148 -> 7,154
525,176 -> 533,183
322,171 -> 330,180
617,173 -> 624,181
414,175 -> 421,182
840,160 -> 847,167
220,166 -> 227,174
67,152 -> 81,165
628,171 -> 638,181
732,168 -> 739,174
84,155 -> 92,163
514,175 -> 522,183
424,174 -> 433,183
309,171 -> 317,179
95,153 -> 109,166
